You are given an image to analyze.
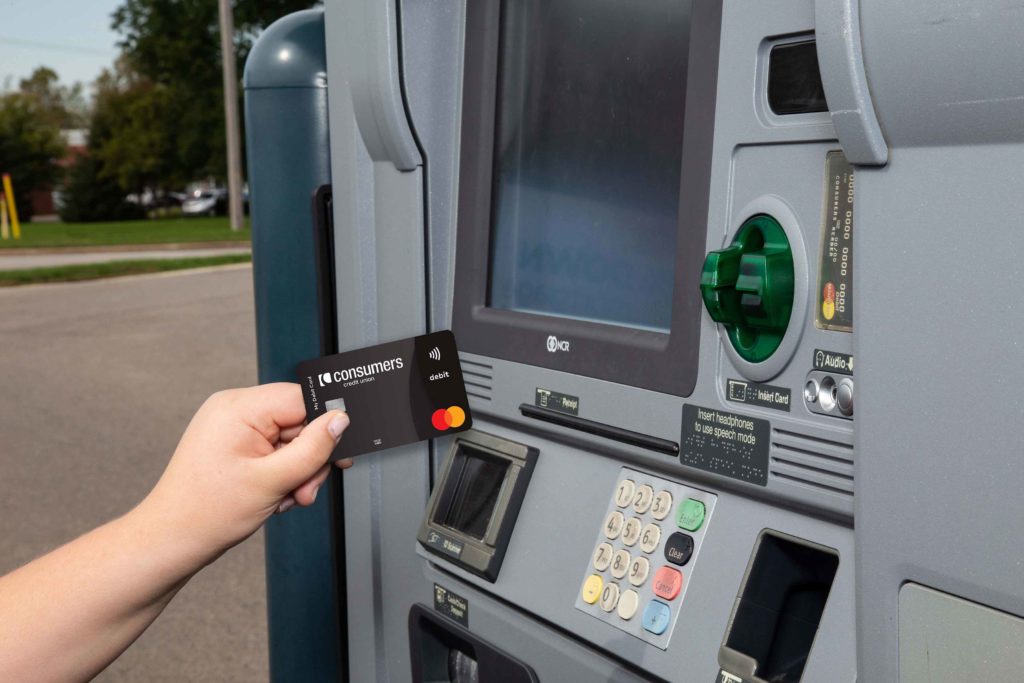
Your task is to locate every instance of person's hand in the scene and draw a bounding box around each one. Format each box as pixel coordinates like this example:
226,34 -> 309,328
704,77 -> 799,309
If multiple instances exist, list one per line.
137,383 -> 352,566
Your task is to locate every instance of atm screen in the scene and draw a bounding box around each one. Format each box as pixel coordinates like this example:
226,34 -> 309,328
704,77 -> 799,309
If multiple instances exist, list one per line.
441,447 -> 509,540
487,0 -> 692,332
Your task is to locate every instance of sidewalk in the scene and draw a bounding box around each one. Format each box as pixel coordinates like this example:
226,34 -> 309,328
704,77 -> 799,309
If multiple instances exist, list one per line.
0,243 -> 251,270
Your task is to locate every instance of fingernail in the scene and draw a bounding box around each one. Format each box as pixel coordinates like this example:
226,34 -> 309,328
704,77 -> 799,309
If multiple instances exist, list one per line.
277,498 -> 296,514
328,412 -> 349,441
310,485 -> 320,504
334,458 -> 354,470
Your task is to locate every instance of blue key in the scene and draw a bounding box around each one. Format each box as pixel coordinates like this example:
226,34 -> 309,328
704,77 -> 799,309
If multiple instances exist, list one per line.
642,599 -> 672,635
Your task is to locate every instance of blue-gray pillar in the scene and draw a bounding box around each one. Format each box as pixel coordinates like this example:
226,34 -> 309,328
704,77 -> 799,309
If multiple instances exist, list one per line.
244,10 -> 343,682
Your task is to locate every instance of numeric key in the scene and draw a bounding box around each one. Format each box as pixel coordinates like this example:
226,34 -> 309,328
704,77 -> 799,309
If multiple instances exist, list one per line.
632,485 -> 654,514
615,479 -> 636,508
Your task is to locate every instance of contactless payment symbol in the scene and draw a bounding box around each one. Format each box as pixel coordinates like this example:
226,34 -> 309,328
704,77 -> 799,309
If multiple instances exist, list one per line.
431,406 -> 466,431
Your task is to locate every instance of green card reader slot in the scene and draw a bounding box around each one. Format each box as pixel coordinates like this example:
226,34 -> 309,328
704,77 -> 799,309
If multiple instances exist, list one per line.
701,215 -> 794,363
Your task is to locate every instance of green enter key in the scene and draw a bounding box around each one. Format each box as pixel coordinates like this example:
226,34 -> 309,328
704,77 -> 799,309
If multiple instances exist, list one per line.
677,498 -> 706,532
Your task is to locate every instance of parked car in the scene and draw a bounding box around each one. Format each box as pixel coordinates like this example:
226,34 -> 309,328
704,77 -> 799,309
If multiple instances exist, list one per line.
182,188 -> 228,217
125,190 -> 184,209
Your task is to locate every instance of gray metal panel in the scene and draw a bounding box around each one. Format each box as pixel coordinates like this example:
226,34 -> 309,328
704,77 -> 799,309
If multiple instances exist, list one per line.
243,10 -> 342,682
855,141 -> 1024,683
324,1 -> 434,680
900,584 -> 1024,683
814,0 -> 888,165
860,0 -> 1024,148
414,418 -> 858,683
321,1 -> 865,681
440,1 -> 858,679
332,0 -> 421,170
853,3 -> 1024,680
420,567 -> 657,683
398,0 -> 466,332
462,0 -> 856,521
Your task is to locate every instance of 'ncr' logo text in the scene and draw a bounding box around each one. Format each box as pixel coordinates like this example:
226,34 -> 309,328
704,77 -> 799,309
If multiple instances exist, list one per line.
546,335 -> 570,353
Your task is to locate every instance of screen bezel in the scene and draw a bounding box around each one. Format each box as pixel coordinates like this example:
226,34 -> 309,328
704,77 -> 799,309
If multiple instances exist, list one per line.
451,0 -> 723,397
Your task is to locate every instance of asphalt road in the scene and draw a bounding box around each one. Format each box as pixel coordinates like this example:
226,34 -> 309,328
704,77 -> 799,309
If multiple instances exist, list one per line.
0,265 -> 268,682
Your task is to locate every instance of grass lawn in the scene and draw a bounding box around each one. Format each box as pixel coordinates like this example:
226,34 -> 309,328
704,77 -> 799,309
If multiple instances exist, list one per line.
0,253 -> 252,286
0,217 -> 251,249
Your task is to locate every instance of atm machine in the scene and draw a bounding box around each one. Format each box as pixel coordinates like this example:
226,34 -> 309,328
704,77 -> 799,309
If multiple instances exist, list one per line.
244,1 -> 1024,681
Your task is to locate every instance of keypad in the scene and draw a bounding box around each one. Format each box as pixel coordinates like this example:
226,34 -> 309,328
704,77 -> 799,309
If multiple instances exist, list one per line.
575,467 -> 716,649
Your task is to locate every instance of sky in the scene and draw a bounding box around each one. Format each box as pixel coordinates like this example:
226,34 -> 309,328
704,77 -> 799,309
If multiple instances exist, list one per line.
0,0 -> 122,93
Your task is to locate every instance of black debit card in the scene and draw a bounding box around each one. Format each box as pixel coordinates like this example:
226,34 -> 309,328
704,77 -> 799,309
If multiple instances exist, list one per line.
296,330 -> 472,460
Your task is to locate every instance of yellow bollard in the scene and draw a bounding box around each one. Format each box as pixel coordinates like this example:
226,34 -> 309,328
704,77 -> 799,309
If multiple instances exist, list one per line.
0,196 -> 8,240
2,173 -> 21,239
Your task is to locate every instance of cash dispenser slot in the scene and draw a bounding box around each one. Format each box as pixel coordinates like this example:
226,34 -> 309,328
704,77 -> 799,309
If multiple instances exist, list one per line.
408,605 -> 538,683
719,532 -> 838,683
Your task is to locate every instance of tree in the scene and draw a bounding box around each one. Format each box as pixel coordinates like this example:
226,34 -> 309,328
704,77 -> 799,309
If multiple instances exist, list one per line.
90,62 -> 178,197
56,60 -> 170,222
18,67 -> 88,129
57,155 -> 145,223
111,0 -> 315,183
0,92 -> 64,223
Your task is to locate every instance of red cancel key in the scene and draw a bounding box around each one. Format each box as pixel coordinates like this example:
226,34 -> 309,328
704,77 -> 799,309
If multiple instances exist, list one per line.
653,566 -> 683,600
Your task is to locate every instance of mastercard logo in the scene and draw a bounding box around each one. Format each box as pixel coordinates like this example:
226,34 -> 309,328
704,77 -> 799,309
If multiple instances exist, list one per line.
822,281 -> 836,321
431,406 -> 466,431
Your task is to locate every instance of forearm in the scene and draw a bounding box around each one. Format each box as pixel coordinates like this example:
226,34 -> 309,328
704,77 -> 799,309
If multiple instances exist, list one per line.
0,503 -> 206,682
0,385 -> 346,682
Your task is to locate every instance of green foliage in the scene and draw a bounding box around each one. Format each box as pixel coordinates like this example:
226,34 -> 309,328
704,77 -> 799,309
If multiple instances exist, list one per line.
59,59 -> 178,222
18,67 -> 89,129
91,63 -> 177,194
57,154 -> 145,223
0,91 -> 64,223
110,0 -> 316,182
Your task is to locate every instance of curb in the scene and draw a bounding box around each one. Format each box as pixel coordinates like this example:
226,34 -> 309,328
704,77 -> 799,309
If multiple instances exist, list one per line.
0,262 -> 253,293
0,241 -> 250,256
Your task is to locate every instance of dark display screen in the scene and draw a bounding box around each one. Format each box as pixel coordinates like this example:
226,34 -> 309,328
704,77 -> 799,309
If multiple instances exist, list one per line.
486,0 -> 692,333
441,448 -> 508,540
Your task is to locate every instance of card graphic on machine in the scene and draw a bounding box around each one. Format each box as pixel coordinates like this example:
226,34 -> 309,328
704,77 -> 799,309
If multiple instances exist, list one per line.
296,330 -> 473,460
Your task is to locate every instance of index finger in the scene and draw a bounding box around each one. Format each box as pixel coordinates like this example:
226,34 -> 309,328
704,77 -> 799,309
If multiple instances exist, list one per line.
223,383 -> 309,442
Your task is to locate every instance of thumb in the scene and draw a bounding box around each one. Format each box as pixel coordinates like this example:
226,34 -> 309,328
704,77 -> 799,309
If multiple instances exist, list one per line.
260,410 -> 349,495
